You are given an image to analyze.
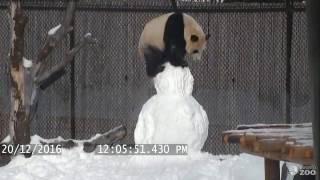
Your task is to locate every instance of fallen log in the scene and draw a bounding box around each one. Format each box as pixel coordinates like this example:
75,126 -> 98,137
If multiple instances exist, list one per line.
0,144 -> 12,167
41,125 -> 127,153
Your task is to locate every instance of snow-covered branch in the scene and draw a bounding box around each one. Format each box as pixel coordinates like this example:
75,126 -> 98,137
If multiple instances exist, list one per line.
23,57 -> 33,68
40,125 -> 127,153
33,1 -> 76,77
48,24 -> 61,35
2,0 -> 106,168
34,33 -> 97,87
83,125 -> 127,152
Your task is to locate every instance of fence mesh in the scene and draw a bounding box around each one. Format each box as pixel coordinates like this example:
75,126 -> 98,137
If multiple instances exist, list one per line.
0,9 -> 10,142
291,11 -> 310,124
0,0 -> 309,154
25,9 -> 72,139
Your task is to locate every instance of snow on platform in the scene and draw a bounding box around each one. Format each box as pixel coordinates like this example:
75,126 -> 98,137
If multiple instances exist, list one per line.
0,136 -> 264,180
222,123 -> 314,165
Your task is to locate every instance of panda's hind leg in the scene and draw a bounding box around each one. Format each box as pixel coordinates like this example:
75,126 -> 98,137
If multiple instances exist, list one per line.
143,46 -> 166,77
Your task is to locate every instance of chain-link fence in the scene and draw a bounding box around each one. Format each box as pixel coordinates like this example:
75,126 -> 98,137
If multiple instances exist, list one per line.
0,0 -> 309,154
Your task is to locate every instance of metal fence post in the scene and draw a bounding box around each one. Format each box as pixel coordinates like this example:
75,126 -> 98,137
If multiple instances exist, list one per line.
307,0 -> 320,179
285,0 -> 293,124
70,4 -> 76,139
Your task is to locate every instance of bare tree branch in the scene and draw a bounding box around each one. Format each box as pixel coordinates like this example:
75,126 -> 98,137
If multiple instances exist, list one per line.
33,1 -> 76,77
3,0 -> 106,167
34,33 -> 97,87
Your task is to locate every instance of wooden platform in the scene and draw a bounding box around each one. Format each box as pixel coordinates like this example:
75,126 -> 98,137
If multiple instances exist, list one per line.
222,123 -> 314,180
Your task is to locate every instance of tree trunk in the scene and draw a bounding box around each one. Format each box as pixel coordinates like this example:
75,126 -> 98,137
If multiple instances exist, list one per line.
7,0 -> 96,146
9,0 -> 30,145
3,1 -> 126,168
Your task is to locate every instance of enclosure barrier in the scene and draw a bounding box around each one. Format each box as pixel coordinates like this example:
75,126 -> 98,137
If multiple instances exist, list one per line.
0,0 -> 308,154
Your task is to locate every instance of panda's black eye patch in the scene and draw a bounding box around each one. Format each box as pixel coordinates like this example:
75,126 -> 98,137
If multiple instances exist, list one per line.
191,35 -> 199,42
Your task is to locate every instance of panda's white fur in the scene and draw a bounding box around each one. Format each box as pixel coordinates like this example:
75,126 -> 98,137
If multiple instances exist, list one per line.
138,13 -> 172,56
138,12 -> 208,77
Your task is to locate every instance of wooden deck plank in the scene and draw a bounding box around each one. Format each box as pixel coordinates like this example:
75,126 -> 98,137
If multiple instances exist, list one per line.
222,123 -> 314,165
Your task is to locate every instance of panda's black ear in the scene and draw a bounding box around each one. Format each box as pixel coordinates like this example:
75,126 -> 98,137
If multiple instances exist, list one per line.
190,35 -> 199,42
205,34 -> 211,40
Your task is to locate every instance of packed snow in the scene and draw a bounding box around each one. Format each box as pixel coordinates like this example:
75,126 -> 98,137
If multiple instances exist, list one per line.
0,64 -> 264,180
23,57 -> 33,68
135,63 -> 209,151
48,24 -> 61,35
0,136 -> 264,180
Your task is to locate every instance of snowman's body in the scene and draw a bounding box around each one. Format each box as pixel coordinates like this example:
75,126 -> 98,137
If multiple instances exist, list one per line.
134,63 -> 209,151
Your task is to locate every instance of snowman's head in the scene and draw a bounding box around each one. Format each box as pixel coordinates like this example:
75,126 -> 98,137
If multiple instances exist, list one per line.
154,63 -> 194,96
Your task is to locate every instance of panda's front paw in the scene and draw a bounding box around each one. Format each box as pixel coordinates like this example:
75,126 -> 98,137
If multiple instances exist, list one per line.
147,65 -> 165,77
157,65 -> 165,73
170,60 -> 180,66
170,59 -> 188,67
180,60 -> 188,67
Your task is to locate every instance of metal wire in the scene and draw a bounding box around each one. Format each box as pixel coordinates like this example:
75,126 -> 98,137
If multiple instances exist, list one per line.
0,0 -> 309,154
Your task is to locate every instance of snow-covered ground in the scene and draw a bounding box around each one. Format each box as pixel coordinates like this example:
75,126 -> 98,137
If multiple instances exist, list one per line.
0,136 -> 264,180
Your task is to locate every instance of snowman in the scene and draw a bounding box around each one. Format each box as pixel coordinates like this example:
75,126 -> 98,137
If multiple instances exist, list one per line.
134,63 -> 209,152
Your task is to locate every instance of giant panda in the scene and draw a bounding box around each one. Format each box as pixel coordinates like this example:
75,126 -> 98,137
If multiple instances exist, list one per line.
138,12 -> 209,77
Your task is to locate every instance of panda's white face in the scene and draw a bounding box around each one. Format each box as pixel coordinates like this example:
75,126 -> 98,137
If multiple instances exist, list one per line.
187,34 -> 207,61
191,48 -> 204,61
183,15 -> 208,61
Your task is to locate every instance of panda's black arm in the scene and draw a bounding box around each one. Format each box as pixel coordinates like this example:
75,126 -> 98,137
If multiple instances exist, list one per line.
145,58 -> 165,77
167,45 -> 188,67
144,46 -> 166,77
